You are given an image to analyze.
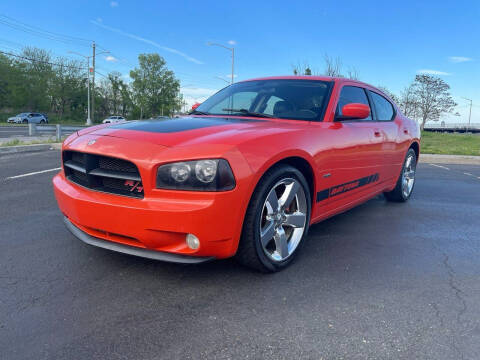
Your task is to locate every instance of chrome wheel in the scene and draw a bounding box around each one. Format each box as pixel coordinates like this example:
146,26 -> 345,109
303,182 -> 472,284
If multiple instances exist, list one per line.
259,178 -> 307,262
402,153 -> 416,198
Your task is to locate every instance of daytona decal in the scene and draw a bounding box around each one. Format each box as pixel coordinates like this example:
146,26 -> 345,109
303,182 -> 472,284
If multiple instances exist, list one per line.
316,173 -> 379,202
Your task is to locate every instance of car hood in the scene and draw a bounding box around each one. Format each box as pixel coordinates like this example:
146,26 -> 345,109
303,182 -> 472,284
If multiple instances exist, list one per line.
81,116 -> 305,148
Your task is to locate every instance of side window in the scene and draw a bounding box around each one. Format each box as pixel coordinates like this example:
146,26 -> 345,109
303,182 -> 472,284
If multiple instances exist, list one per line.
209,92 -> 257,113
336,86 -> 372,120
370,91 -> 394,121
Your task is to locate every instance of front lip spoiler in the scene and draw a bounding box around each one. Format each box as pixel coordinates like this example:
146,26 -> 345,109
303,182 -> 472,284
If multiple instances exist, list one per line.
63,217 -> 215,264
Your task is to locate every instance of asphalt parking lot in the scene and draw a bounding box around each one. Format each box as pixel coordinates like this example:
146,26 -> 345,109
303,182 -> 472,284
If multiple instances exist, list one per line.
1,150 -> 479,360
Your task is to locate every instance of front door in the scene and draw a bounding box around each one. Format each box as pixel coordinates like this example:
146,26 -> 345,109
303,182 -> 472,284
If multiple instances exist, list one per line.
311,85 -> 385,220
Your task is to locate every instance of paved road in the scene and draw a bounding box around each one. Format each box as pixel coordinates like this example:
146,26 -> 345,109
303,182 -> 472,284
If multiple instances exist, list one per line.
1,151 -> 480,360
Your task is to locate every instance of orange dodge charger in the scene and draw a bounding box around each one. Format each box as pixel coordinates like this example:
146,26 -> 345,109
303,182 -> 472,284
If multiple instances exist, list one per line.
53,76 -> 420,272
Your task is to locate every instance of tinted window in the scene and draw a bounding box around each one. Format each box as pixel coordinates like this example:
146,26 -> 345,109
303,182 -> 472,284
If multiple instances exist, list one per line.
370,92 -> 394,121
263,95 -> 285,116
196,80 -> 331,121
208,91 -> 258,114
336,86 -> 372,120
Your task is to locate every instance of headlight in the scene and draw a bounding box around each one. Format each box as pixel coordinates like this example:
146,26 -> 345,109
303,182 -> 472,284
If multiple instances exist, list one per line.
157,159 -> 235,191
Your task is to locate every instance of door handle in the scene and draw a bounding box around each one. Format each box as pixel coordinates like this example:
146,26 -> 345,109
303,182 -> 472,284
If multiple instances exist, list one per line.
403,128 -> 409,135
374,130 -> 381,137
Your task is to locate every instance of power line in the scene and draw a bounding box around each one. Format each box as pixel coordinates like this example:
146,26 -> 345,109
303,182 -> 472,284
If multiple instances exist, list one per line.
0,15 -> 91,48
0,50 -> 84,71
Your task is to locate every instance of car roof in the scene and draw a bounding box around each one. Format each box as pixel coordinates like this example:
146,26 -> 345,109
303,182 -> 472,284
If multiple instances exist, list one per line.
237,76 -> 394,104
240,75 -> 372,87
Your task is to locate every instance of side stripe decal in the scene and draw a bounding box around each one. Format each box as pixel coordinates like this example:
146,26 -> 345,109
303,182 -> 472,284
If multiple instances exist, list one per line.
316,173 -> 379,202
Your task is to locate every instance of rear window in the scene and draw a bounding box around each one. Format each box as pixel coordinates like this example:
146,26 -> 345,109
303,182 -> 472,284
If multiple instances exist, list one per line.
370,91 -> 395,121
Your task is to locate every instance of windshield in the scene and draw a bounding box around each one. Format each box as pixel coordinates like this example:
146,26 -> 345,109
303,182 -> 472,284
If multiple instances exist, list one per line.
195,79 -> 332,121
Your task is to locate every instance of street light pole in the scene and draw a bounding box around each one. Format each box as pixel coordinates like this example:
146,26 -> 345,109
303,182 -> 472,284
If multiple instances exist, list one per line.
207,42 -> 235,84
214,76 -> 230,84
462,97 -> 472,132
231,47 -> 234,85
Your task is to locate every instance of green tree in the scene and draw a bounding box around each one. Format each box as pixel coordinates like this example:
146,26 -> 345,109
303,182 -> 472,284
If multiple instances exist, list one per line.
130,53 -> 180,118
412,74 -> 457,130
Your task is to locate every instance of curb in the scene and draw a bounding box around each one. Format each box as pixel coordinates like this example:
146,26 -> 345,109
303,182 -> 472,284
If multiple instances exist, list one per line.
0,143 -> 60,156
420,154 -> 480,165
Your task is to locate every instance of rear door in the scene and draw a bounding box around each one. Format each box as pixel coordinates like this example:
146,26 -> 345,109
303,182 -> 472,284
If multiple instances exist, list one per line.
367,90 -> 402,181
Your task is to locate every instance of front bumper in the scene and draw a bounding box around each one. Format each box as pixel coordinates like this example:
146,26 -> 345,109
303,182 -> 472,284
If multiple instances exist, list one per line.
53,171 -> 246,261
63,216 -> 214,263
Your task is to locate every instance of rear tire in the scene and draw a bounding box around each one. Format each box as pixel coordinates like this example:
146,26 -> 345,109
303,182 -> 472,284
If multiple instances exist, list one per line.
384,148 -> 417,202
40,120 -> 45,124
236,165 -> 311,272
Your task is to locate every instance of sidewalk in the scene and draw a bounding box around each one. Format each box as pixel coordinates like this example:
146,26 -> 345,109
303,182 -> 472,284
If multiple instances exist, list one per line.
0,135 -> 58,146
420,154 -> 480,165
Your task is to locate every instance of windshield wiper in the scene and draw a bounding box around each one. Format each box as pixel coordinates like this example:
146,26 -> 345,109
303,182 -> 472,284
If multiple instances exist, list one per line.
222,108 -> 275,118
190,110 -> 210,115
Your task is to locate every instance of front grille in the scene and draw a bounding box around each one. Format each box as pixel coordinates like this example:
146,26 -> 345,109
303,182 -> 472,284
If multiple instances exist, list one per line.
63,151 -> 144,198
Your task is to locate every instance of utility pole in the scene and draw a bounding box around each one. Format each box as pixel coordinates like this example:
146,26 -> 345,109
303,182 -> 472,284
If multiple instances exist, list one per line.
68,51 -> 93,125
91,41 -> 96,123
462,97 -> 472,131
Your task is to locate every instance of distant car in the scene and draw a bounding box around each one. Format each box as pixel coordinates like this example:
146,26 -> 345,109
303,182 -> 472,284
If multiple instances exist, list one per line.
102,116 -> 126,124
7,112 -> 48,124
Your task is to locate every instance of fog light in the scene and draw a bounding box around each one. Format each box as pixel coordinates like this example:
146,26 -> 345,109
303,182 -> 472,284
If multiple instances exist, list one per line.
186,233 -> 200,250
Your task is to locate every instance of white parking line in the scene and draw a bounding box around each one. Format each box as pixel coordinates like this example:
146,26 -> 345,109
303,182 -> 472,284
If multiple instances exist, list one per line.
429,164 -> 450,170
464,172 -> 474,177
6,167 -> 61,180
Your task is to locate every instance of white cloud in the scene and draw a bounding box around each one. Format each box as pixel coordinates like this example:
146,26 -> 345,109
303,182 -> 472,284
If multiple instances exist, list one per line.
91,20 -> 203,64
105,55 -> 118,62
227,40 -> 236,45
180,87 -> 218,108
96,17 -> 103,23
181,87 -> 217,97
417,69 -> 451,76
110,1 -> 119,7
448,56 -> 473,63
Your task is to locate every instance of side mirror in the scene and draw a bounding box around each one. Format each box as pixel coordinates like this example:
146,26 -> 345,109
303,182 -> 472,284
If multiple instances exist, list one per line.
336,103 -> 370,121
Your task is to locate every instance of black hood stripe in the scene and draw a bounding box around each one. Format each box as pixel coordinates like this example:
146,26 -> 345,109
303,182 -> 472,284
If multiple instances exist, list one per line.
109,117 -> 264,133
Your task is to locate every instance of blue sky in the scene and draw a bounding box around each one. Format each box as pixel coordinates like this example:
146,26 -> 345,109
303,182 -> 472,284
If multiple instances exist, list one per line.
0,0 -> 478,122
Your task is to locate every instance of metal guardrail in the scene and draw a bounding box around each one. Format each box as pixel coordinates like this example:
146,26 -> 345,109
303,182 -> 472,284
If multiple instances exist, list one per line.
424,123 -> 480,133
28,123 -> 87,140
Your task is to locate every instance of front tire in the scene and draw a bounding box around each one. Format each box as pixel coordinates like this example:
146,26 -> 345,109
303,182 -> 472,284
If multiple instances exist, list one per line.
236,165 -> 311,272
384,148 -> 417,202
